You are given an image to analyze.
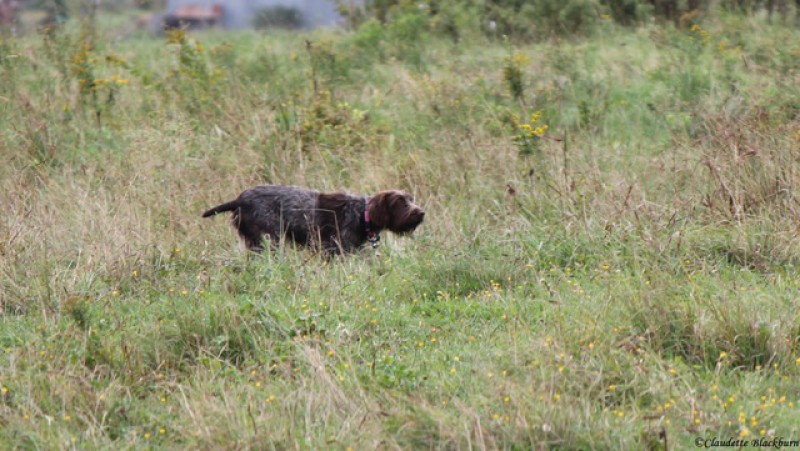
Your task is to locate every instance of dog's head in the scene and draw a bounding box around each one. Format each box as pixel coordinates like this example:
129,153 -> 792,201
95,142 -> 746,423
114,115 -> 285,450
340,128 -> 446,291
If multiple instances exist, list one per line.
368,190 -> 425,235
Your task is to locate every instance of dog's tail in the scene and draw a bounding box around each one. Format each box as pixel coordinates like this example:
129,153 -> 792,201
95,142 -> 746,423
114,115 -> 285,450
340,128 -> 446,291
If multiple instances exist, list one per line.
202,200 -> 240,218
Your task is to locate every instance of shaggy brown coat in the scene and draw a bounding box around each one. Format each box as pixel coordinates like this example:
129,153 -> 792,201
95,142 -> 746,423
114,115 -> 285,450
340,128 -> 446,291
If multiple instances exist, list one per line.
202,185 -> 424,253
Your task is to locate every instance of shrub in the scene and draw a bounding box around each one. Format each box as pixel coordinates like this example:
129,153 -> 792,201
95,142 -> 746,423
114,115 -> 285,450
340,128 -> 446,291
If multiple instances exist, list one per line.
254,6 -> 305,29
484,0 -> 601,38
351,18 -> 386,60
344,0 -> 734,41
386,10 -> 429,65
428,0 -> 484,41
502,48 -> 527,100
343,6 -> 430,67
604,0 -> 653,25
160,29 -> 225,117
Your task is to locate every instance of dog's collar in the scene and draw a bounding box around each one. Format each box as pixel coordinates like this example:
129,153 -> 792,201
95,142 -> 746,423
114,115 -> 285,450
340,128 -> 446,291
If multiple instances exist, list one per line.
364,197 -> 380,248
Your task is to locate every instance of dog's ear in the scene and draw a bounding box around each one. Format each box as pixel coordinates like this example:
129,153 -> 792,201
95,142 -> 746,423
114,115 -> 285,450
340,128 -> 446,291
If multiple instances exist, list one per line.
367,190 -> 402,230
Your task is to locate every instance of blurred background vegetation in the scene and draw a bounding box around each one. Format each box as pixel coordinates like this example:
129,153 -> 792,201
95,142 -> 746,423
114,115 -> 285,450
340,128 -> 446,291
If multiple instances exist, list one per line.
2,0 -> 800,448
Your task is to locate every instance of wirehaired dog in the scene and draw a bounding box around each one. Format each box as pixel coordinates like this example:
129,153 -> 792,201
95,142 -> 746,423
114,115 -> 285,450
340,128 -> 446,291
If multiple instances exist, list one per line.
202,185 -> 425,254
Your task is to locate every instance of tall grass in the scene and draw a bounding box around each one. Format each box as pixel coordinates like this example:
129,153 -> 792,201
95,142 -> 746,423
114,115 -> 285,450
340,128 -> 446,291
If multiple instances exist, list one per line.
1,12 -> 800,449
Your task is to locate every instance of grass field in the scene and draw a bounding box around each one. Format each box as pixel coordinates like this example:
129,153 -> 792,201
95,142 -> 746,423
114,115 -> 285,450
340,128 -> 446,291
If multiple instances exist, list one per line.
2,11 -> 800,449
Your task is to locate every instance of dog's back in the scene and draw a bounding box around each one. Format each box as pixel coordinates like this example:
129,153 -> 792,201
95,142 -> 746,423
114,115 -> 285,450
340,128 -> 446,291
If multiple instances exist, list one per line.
203,185 -> 319,250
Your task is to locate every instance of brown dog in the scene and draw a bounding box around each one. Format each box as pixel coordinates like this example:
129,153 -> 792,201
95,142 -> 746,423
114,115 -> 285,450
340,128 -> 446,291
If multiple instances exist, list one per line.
202,185 -> 424,253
